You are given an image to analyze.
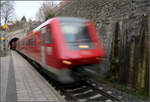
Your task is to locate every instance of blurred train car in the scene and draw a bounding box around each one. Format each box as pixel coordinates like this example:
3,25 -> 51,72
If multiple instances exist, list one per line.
16,17 -> 107,83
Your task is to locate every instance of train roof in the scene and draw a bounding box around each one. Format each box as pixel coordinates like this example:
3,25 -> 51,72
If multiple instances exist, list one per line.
32,17 -> 89,32
33,18 -> 54,32
58,16 -> 89,23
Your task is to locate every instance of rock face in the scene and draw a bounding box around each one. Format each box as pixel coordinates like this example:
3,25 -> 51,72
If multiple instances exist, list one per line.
55,0 -> 149,75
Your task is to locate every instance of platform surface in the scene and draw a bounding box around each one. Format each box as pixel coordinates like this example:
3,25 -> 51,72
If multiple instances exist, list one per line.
1,51 -> 65,101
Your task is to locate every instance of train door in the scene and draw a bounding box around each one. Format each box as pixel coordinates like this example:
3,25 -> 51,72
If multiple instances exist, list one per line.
41,27 -> 46,65
45,25 -> 54,66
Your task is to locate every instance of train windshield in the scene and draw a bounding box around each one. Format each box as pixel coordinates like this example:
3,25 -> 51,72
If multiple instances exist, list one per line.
61,22 -> 92,43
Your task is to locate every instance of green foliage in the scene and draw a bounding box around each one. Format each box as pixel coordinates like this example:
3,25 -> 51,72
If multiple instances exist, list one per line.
21,16 -> 27,22
95,76 -> 149,101
109,16 -> 149,91
45,13 -> 55,21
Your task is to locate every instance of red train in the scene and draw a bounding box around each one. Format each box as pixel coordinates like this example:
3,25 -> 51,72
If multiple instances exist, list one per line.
16,17 -> 106,83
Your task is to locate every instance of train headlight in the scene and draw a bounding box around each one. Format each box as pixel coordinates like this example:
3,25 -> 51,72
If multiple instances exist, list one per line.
62,60 -> 72,65
78,45 -> 89,48
96,57 -> 105,61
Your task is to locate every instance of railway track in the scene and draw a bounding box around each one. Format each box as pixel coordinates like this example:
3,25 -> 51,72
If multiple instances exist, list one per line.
21,53 -> 123,102
51,79 -> 122,102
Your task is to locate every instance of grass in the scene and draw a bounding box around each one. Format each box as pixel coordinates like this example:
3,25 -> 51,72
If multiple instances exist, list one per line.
93,75 -> 149,101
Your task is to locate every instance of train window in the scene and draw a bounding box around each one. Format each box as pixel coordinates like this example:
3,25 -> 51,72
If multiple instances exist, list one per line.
18,42 -> 20,48
30,39 -> 31,46
28,39 -> 30,46
31,38 -> 33,47
30,39 -> 32,47
61,22 -> 92,43
34,37 -> 36,47
46,26 -> 53,44
23,40 -> 25,46
61,22 -> 94,50
30,39 -> 31,47
22,41 -> 24,46
22,40 -> 24,46
26,40 -> 28,46
32,38 -> 34,47
42,27 -> 46,45
28,40 -> 29,46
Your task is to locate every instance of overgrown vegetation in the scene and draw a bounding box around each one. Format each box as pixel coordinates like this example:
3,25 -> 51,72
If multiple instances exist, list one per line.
105,15 -> 149,100
94,75 -> 149,100
36,1 -> 56,21
45,13 -> 55,21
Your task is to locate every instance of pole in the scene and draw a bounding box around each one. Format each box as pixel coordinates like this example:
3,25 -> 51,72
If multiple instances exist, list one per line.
0,0 -> 2,53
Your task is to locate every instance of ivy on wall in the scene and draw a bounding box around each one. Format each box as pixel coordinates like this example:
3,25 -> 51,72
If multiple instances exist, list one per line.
110,15 -> 149,91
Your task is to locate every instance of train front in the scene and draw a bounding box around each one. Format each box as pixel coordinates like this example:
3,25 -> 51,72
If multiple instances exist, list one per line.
51,17 -> 107,83
55,17 -> 107,67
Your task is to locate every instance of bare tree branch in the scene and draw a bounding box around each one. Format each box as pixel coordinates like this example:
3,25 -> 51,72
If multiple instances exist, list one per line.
1,1 -> 15,24
36,1 -> 55,21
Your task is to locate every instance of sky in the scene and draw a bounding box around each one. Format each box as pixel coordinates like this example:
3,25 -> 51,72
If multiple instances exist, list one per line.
14,1 -> 61,21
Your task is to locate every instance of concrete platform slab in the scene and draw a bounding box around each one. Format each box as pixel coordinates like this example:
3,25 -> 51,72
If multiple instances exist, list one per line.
0,53 -> 12,102
1,51 -> 65,101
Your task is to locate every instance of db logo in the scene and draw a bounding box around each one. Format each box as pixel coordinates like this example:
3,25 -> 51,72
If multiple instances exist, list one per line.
82,51 -> 91,55
47,47 -> 52,55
